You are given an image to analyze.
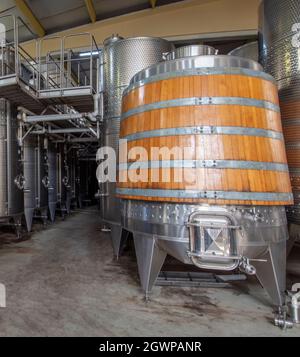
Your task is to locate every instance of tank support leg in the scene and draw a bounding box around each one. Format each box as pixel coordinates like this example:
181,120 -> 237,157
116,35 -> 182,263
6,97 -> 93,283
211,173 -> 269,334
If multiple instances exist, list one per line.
41,208 -> 48,226
77,195 -> 82,209
252,240 -> 286,307
24,209 -> 34,232
119,230 -> 131,257
48,203 -> 56,223
13,216 -> 22,239
287,223 -> 300,256
66,196 -> 71,214
133,234 -> 167,297
110,224 -> 128,258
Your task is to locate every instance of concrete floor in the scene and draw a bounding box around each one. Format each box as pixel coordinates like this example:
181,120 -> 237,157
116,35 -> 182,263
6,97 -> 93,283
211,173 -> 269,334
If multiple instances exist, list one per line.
0,208 -> 299,337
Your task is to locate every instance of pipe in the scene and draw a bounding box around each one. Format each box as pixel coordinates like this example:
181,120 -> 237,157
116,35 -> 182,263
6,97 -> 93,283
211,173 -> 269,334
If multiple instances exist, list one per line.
87,93 -> 101,122
49,128 -> 92,134
31,129 -> 46,135
25,113 -> 85,123
17,106 -> 36,117
53,137 -> 99,143
78,158 -> 97,161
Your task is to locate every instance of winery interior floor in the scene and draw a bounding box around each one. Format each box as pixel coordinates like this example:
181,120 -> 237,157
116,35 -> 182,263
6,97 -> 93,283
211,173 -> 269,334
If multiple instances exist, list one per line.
0,207 -> 299,337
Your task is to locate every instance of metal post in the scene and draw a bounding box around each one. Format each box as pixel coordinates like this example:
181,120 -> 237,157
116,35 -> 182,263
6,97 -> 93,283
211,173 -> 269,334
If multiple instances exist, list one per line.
13,16 -> 19,76
90,34 -> 93,91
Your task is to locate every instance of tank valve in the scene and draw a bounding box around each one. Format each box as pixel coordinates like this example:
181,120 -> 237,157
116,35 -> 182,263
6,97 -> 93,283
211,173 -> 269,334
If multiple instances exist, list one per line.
274,307 -> 293,329
42,176 -> 50,188
62,176 -> 69,187
239,257 -> 256,275
14,174 -> 25,190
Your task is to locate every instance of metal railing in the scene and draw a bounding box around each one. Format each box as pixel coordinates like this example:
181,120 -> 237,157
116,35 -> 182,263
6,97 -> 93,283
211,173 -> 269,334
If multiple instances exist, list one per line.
0,14 -> 40,91
0,15 -> 100,100
37,33 -> 100,95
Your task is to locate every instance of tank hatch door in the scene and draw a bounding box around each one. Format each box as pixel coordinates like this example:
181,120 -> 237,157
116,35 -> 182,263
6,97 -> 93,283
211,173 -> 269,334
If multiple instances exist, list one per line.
187,212 -> 240,271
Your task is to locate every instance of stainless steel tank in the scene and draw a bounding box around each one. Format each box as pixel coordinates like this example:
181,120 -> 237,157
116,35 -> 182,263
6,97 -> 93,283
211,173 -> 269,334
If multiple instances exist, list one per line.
56,143 -> 71,217
23,135 -> 49,231
228,41 -> 259,62
259,0 -> 300,247
36,136 -> 49,220
68,148 -> 78,209
100,35 -> 173,251
46,140 -> 57,222
23,136 -> 37,231
165,44 -> 217,60
117,48 -> 291,321
0,98 -> 24,236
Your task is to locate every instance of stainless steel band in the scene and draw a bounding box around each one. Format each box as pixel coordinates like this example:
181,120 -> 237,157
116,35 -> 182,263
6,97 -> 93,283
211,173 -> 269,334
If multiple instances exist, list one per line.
121,97 -> 281,121
123,68 -> 277,97
121,125 -> 283,142
116,188 -> 293,202
118,160 -> 289,172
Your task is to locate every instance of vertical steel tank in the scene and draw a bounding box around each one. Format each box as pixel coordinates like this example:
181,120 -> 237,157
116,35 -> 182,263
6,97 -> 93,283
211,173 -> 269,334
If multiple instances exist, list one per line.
23,136 -> 37,231
36,136 -> 49,222
68,148 -> 79,209
117,47 -> 292,317
56,143 -> 71,217
23,135 -> 49,232
23,135 -> 49,231
259,0 -> 300,244
0,98 -> 24,236
99,35 -> 173,253
46,140 -> 57,222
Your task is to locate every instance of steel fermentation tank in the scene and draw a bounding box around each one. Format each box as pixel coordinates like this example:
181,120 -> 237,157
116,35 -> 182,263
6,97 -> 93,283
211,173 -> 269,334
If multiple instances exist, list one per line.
23,135 -> 49,231
68,148 -> 79,209
56,143 -> 71,217
23,136 -> 36,231
259,0 -> 300,246
117,47 -> 292,317
0,98 -> 24,236
46,140 -> 57,222
99,35 -> 173,253
36,136 -> 48,223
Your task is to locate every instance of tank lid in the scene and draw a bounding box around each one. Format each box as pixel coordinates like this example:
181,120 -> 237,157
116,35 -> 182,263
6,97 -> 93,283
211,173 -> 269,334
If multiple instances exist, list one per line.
103,34 -> 124,47
165,45 -> 218,60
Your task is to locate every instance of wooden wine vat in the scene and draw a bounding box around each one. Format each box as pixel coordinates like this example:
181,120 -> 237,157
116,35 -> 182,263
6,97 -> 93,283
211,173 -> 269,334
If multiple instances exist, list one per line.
115,50 -> 291,316
118,61 -> 292,206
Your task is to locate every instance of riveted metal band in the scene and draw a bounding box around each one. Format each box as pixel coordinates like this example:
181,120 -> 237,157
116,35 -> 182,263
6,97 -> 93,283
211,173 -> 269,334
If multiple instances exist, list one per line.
118,160 -> 289,172
123,68 -> 277,97
116,188 -> 293,202
121,97 -> 280,121
122,125 -> 283,142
